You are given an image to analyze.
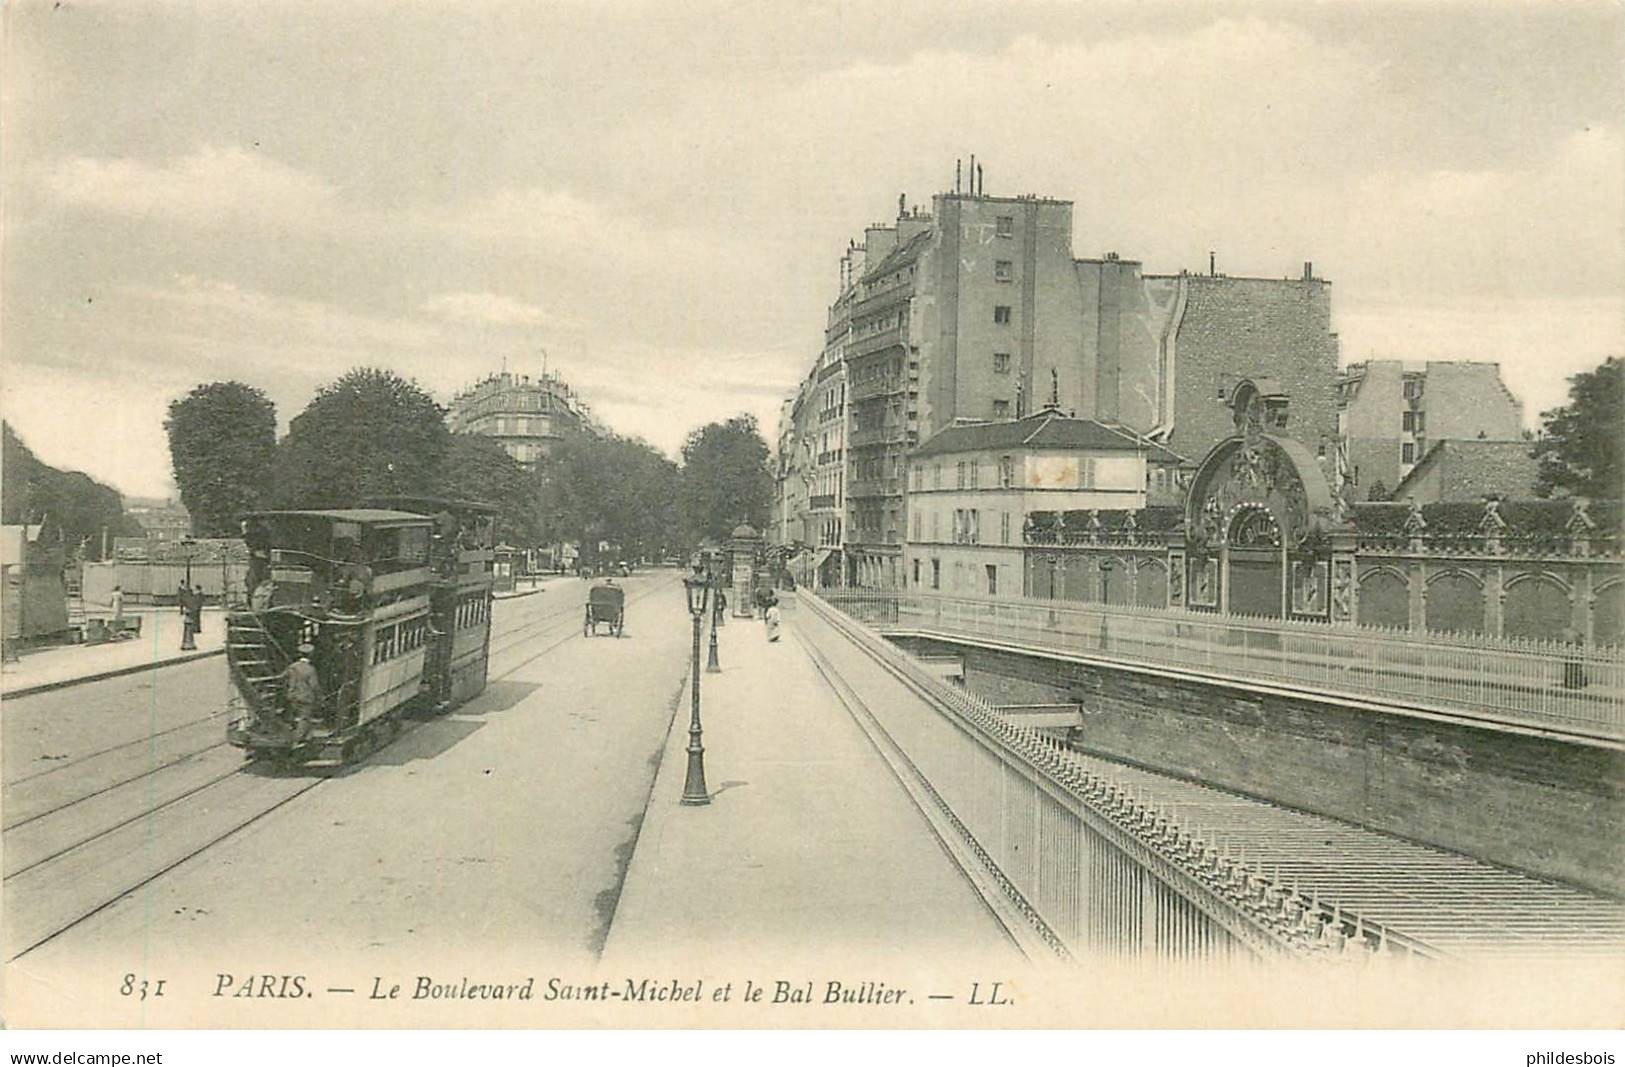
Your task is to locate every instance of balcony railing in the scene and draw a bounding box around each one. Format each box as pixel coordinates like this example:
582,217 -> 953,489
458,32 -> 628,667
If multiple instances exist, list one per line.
817,590 -> 1625,743
848,477 -> 902,499
848,376 -> 905,401
847,326 -> 906,359
808,495 -> 837,511
849,425 -> 906,448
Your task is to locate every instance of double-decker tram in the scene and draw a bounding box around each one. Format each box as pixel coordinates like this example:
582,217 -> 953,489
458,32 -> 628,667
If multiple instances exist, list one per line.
225,500 -> 496,767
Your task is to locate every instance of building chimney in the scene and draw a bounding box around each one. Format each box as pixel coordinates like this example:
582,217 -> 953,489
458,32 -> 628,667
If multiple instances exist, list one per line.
956,159 -> 962,193
969,154 -> 976,196
1209,251 -> 1216,277
899,193 -> 906,218
1302,261 -> 1314,281
977,162 -> 984,196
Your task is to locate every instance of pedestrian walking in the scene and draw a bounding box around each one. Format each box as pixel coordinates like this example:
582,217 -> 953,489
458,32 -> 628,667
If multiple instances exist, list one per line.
282,642 -> 322,740
178,584 -> 198,650
189,584 -> 206,637
765,599 -> 782,643
109,584 -> 124,629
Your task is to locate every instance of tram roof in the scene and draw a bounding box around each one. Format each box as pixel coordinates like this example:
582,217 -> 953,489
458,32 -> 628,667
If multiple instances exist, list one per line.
361,495 -> 500,516
242,509 -> 434,527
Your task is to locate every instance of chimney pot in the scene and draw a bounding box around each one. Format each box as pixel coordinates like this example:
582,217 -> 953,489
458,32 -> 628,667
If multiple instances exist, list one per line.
1303,261 -> 1314,280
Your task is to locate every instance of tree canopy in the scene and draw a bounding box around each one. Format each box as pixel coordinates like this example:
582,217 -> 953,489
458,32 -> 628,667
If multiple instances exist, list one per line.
679,414 -> 772,545
534,432 -> 679,562
1532,356 -> 1623,500
272,368 -> 452,508
165,381 -> 278,535
2,422 -> 143,559
440,433 -> 543,546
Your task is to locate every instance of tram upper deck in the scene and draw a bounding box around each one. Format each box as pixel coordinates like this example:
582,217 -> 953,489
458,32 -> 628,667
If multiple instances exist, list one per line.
362,496 -> 498,586
242,509 -> 434,617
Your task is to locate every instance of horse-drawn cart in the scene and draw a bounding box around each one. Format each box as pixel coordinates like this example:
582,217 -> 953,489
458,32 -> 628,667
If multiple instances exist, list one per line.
584,582 -> 625,637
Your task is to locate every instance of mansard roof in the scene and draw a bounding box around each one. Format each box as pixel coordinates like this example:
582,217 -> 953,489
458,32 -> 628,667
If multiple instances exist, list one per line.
912,408 -> 1184,464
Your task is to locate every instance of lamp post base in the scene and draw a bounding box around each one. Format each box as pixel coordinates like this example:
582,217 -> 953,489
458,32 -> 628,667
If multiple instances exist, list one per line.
706,635 -> 721,673
680,743 -> 710,806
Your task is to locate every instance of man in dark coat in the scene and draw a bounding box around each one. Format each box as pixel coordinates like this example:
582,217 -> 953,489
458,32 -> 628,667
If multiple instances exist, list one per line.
178,584 -> 198,650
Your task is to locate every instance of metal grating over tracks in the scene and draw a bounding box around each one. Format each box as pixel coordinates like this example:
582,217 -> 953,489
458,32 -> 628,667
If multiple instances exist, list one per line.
1059,745 -> 1625,960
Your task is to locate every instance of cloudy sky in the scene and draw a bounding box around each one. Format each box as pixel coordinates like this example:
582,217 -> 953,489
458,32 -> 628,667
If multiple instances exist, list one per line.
3,0 -> 1620,499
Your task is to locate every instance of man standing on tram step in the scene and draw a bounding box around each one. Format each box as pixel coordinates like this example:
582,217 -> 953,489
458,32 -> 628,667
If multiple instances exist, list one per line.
178,584 -> 198,650
284,642 -> 322,741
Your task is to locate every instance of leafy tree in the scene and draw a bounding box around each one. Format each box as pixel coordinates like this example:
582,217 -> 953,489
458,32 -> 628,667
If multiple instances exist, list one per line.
273,368 -> 451,508
1365,478 -> 1390,503
165,381 -> 277,535
440,433 -> 543,546
534,432 -> 679,563
1532,356 -> 1623,500
679,414 -> 772,545
1,422 -> 143,559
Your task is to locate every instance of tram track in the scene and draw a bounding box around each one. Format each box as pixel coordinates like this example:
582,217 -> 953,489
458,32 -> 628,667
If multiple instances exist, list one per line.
3,581 -> 602,830
4,575 -> 675,961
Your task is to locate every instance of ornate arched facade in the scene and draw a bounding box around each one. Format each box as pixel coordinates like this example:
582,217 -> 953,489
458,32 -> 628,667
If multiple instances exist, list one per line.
1170,380 -> 1352,620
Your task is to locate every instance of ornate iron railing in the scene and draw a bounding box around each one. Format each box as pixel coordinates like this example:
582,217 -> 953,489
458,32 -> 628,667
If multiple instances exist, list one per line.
817,589 -> 1625,742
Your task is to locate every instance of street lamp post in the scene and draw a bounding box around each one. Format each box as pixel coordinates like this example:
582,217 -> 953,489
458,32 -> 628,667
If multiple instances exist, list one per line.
706,570 -> 722,673
681,570 -> 712,806
180,536 -> 197,587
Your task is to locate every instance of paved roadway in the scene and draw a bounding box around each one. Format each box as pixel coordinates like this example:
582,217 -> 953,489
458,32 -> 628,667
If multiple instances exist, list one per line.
3,572 -> 692,1022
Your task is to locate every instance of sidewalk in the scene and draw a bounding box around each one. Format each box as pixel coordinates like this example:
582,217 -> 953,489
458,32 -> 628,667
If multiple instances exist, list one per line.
0,607 -> 227,699
603,598 -> 1020,971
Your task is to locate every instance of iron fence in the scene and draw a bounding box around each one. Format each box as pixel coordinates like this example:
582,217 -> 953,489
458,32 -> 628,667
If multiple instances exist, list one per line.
818,589 -> 1625,741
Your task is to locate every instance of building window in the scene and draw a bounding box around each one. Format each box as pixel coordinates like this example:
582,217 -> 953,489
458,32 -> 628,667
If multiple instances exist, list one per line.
969,460 -> 979,488
969,509 -> 980,544
1001,511 -> 1011,544
986,564 -> 998,596
1403,378 -> 1424,400
996,215 -> 1014,238
1402,442 -> 1415,464
999,455 -> 1015,487
1080,457 -> 1097,488
1402,410 -> 1415,432
993,305 -> 1012,325
933,463 -> 941,489
992,399 -> 1010,419
931,558 -> 941,589
913,558 -> 921,585
993,352 -> 1011,374
956,461 -> 966,489
994,260 -> 1013,282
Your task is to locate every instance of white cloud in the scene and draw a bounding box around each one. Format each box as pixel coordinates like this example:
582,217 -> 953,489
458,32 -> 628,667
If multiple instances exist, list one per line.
420,291 -> 574,330
41,146 -> 339,227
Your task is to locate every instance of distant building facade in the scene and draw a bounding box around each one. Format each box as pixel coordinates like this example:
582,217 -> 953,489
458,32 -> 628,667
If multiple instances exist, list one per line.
447,370 -> 602,466
773,171 -> 1342,591
1338,360 -> 1523,500
125,498 -> 192,541
1390,439 -> 1540,504
906,408 -> 1181,599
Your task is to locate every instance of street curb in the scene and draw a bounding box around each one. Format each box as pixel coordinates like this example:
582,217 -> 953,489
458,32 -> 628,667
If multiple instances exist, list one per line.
493,586 -> 548,601
2,586 -> 555,700
1,648 -> 226,701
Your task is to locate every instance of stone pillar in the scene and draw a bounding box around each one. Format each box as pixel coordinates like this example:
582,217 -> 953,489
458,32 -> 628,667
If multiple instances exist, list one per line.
1409,560 -> 1426,635
1486,562 -> 1505,639
1330,531 -> 1357,629
730,523 -> 761,619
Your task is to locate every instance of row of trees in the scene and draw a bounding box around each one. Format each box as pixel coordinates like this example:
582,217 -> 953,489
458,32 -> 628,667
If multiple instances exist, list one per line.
1,422 -> 145,559
164,369 -> 775,558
